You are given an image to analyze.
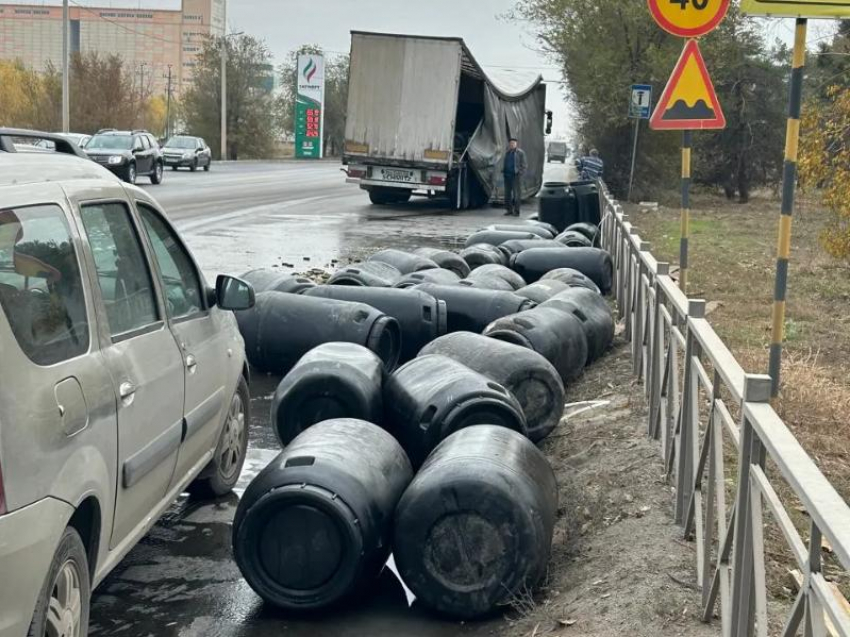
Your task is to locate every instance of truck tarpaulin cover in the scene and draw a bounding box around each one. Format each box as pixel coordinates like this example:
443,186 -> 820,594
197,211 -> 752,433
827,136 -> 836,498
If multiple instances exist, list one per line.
465,70 -> 547,203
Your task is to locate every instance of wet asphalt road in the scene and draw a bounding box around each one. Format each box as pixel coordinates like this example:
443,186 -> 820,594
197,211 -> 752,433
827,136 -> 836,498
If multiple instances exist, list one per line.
89,160 -> 577,637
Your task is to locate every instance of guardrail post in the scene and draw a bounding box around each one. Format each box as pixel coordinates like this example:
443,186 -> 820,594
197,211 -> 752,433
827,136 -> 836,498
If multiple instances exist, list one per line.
730,374 -> 773,637
675,299 -> 705,525
617,215 -> 629,321
649,262 -> 669,440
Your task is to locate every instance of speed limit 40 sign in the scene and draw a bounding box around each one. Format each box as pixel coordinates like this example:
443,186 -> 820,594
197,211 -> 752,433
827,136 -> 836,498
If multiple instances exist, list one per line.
648,0 -> 731,37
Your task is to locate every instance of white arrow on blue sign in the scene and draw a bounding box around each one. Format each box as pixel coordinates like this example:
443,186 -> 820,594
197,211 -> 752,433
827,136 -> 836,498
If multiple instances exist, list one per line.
629,84 -> 653,119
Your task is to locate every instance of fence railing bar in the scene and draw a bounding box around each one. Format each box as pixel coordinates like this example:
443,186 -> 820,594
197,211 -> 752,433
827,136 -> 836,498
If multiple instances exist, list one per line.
812,572 -> 850,637
781,589 -> 806,637
689,318 -> 747,404
658,275 -> 690,320
693,356 -> 714,397
684,398 -> 716,539
746,402 -> 850,569
715,398 -> 740,449
660,303 -> 673,329
750,465 -> 808,570
750,477 -> 770,637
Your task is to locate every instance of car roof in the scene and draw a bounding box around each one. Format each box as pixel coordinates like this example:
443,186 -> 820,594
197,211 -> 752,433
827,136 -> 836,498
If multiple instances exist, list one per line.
0,152 -> 122,188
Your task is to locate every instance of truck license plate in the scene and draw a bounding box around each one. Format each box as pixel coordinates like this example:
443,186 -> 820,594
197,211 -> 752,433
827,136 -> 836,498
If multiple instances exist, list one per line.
378,168 -> 415,183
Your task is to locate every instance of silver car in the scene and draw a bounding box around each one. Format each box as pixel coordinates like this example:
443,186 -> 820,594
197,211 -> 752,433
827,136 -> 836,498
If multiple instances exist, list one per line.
0,131 -> 254,637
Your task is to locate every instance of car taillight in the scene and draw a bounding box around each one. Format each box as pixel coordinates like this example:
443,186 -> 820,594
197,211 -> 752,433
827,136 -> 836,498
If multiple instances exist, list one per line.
428,175 -> 447,186
0,460 -> 6,516
347,167 -> 366,179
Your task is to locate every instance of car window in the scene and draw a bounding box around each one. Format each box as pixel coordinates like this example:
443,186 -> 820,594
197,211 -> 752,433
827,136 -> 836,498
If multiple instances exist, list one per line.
87,135 -> 133,151
146,135 -> 158,149
132,137 -> 143,152
79,202 -> 160,339
137,203 -> 204,320
198,139 -> 206,149
0,205 -> 89,365
140,135 -> 150,150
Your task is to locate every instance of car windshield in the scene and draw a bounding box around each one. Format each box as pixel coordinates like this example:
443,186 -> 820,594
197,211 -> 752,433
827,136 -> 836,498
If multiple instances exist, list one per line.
87,135 -> 133,150
550,143 -> 566,152
165,137 -> 197,149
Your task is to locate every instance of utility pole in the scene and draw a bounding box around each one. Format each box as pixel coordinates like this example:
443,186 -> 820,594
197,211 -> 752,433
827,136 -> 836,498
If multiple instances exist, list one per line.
62,0 -> 69,132
165,64 -> 173,139
220,0 -> 228,160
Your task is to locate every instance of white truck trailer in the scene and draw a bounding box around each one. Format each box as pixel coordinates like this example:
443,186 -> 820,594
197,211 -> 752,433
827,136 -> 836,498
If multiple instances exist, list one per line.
343,31 -> 551,210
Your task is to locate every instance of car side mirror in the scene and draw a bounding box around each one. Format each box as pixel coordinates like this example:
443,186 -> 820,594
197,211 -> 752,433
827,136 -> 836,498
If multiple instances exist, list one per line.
545,110 -> 553,136
215,275 -> 255,311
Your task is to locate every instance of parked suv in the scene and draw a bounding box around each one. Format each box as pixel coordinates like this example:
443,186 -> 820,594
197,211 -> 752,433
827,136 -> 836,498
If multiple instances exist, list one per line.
0,129 -> 253,637
163,135 -> 212,171
85,129 -> 164,185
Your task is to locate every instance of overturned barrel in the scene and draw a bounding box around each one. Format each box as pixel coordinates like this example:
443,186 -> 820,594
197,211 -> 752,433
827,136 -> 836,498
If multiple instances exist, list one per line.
414,248 -> 471,278
484,306 -> 588,382
554,230 -> 593,248
420,332 -> 564,442
233,419 -> 413,611
565,222 -> 600,246
303,286 -> 446,362
241,269 -> 317,294
540,268 -> 601,294
459,243 -> 508,269
523,219 -> 559,236
236,292 -> 401,374
515,279 -> 572,304
271,343 -> 384,446
413,283 -> 536,333
328,261 -> 403,287
510,247 -> 614,294
383,355 -> 527,467
464,264 -> 526,291
395,268 -> 461,289
486,224 -> 554,240
368,249 -> 438,275
541,287 -> 614,363
497,238 -> 565,260
464,230 -> 542,248
457,277 -> 514,292
393,425 -> 558,619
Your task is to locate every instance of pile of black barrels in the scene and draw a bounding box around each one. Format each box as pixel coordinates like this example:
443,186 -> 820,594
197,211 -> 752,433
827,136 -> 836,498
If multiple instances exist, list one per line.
230,217 -> 615,620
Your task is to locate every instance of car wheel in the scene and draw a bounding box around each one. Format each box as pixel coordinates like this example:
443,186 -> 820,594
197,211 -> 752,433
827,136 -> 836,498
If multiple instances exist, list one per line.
190,159 -> 198,172
203,162 -> 210,172
125,163 -> 136,185
150,161 -> 163,185
171,165 -> 178,171
189,377 -> 250,498
27,527 -> 90,637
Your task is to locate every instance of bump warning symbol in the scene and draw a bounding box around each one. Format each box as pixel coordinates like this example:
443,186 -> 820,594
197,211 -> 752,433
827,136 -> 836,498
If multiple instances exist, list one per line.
650,40 -> 726,131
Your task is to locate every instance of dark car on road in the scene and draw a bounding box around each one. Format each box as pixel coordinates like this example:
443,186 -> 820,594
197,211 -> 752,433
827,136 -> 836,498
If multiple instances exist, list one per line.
163,135 -> 212,172
85,129 -> 164,185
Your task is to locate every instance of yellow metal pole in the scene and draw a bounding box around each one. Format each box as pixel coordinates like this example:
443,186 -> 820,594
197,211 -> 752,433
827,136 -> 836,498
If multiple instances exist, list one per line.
680,130 -> 692,293
769,18 -> 808,397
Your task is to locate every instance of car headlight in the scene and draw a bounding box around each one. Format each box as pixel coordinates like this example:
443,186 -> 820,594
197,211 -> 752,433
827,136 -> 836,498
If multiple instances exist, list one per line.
182,151 -> 193,159
108,155 -> 124,165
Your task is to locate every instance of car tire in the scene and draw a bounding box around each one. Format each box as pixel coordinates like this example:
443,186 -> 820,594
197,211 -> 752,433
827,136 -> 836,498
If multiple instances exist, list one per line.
172,165 -> 178,171
203,162 -> 210,172
189,377 -> 250,499
150,161 -> 163,185
27,527 -> 91,637
125,163 -> 136,185
190,159 -> 198,172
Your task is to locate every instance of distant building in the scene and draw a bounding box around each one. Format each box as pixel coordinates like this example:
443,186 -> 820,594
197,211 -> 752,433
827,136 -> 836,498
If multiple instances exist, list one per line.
0,0 -> 225,95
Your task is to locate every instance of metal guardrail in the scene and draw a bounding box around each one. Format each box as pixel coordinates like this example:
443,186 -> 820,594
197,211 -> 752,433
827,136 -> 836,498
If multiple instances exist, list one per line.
599,187 -> 850,637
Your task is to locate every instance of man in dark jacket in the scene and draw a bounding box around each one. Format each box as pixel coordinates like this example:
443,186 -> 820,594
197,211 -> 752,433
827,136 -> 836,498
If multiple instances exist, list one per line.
502,137 -> 527,216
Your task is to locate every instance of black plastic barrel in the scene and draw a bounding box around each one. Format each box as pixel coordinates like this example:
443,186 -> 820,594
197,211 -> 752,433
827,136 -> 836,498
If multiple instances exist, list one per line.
328,261 -> 403,287
464,264 -> 525,291
554,230 -> 593,248
565,222 -> 600,246
383,355 -> 527,467
270,343 -> 384,446
459,243 -> 508,268
368,249 -> 438,275
236,292 -> 401,374
515,279 -> 572,304
497,239 -> 566,260
233,419 -> 413,611
541,287 -> 614,363
393,425 -> 558,619
241,269 -> 317,294
486,224 -> 554,240
484,306 -> 589,382
523,220 -> 559,236
394,268 -> 461,289
303,286 -> 447,362
413,248 -> 471,278
420,332 -> 564,442
464,230 -> 542,248
538,182 -> 579,232
413,283 -> 536,333
457,277 -> 515,292
571,180 -> 602,225
510,247 -> 614,294
539,268 -> 601,294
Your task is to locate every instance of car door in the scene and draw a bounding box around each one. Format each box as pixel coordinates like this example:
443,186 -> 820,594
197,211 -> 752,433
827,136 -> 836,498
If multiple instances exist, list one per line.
131,135 -> 149,174
75,197 -> 185,548
197,138 -> 209,165
135,201 -> 231,490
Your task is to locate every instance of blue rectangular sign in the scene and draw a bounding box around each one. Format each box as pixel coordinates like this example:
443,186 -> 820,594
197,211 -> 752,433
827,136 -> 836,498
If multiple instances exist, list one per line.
630,84 -> 653,119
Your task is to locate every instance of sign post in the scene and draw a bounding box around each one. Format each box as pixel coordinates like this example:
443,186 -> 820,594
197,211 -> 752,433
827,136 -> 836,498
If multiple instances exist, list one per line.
295,54 -> 325,159
628,84 -> 652,202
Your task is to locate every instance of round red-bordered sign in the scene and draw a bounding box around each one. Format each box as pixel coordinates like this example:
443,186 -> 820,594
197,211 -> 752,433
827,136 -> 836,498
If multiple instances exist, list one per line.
648,0 -> 731,38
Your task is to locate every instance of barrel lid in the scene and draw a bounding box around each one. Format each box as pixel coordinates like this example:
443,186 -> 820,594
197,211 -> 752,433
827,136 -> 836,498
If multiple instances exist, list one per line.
367,315 -> 401,372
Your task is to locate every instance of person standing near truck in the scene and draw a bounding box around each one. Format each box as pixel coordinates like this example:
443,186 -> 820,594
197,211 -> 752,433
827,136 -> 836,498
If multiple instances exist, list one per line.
502,137 -> 527,216
577,148 -> 604,181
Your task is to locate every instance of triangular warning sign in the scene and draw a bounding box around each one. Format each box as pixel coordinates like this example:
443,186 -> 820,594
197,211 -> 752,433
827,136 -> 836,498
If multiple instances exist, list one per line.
650,40 -> 726,131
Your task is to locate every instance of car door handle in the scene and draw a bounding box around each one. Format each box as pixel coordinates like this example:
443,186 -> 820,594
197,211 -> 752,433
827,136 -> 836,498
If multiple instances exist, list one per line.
186,354 -> 198,373
119,382 -> 137,401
